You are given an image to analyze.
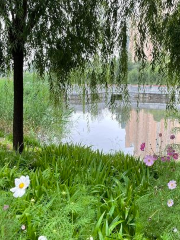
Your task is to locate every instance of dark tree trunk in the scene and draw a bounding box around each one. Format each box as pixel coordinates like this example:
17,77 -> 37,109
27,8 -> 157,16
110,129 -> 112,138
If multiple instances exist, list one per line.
13,51 -> 24,153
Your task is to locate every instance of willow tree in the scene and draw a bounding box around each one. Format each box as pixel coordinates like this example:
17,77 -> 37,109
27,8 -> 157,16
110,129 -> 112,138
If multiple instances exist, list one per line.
129,1 -> 180,112
1,0 -> 178,153
0,0 -> 134,153
132,1 -> 180,83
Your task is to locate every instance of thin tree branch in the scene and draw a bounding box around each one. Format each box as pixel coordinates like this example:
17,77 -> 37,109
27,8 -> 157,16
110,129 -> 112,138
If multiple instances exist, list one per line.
0,2 -> 10,22
23,0 -> 27,21
26,0 -> 49,31
9,0 -> 15,22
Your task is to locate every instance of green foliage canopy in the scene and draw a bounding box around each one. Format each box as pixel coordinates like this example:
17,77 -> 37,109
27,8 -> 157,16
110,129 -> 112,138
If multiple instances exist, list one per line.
134,0 -> 180,85
1,0 -> 180,152
0,0 -> 134,84
0,0 -> 136,152
1,1 -> 180,86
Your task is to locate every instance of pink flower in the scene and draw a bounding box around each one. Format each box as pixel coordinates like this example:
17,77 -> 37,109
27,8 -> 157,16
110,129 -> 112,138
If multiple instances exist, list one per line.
140,142 -> 145,151
3,205 -> 9,210
144,155 -> 155,166
170,134 -> 175,140
167,199 -> 174,207
153,154 -> 158,160
168,180 -> 177,189
159,133 -> 162,137
167,147 -> 175,157
162,156 -> 171,162
167,146 -> 173,151
173,153 -> 179,160
167,152 -> 173,156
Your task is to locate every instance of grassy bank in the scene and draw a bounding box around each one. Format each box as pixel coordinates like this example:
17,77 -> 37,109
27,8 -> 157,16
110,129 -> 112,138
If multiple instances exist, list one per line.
1,72 -> 180,239
0,73 -> 71,144
0,137 -> 180,239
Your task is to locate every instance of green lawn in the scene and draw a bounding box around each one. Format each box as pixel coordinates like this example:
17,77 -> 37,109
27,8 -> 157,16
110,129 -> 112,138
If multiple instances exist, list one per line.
0,138 -> 180,240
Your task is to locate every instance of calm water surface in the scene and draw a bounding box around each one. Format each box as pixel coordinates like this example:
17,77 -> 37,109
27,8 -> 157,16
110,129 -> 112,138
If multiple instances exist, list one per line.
62,91 -> 180,156
62,109 -> 133,154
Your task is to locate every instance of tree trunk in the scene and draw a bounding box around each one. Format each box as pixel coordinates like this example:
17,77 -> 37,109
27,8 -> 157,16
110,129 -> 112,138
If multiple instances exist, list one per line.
13,51 -> 24,153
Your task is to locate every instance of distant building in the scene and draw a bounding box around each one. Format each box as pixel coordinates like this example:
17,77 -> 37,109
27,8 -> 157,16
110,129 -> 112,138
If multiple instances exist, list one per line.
128,2 -> 179,63
128,24 -> 153,62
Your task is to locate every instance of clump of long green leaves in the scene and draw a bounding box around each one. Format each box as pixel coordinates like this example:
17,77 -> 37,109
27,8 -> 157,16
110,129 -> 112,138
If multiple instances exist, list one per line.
0,143 -> 150,239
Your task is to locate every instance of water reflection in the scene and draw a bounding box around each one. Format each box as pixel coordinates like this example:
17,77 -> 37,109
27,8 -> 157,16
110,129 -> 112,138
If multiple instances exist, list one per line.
126,109 -> 180,157
62,92 -> 180,156
62,109 -> 134,155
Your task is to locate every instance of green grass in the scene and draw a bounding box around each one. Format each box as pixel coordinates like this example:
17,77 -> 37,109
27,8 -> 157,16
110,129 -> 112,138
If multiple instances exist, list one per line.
0,73 -> 71,143
0,142 -> 151,240
0,133 -> 180,240
1,140 -> 179,240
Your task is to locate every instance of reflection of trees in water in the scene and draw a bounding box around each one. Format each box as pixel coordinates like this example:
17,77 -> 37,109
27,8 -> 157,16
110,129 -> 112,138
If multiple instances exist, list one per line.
69,88 -> 131,128
144,109 -> 166,122
76,86 -> 131,126
144,108 -> 180,123
108,103 -> 131,128
79,99 -> 173,130
76,90 -> 131,128
70,88 -> 179,128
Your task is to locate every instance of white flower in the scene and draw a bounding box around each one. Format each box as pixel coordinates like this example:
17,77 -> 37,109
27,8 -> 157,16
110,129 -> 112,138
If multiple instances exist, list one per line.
38,236 -> 47,240
10,175 -> 30,198
167,199 -> 174,207
87,236 -> 93,240
173,227 -> 178,233
167,180 -> 177,190
21,224 -> 26,230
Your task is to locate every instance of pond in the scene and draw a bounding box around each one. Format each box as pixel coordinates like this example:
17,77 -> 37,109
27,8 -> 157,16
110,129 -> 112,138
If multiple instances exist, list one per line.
62,86 -> 180,157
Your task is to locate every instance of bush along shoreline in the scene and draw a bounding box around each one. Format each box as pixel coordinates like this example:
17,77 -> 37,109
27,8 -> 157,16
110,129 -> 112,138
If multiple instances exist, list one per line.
0,132 -> 180,239
0,73 -> 71,145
